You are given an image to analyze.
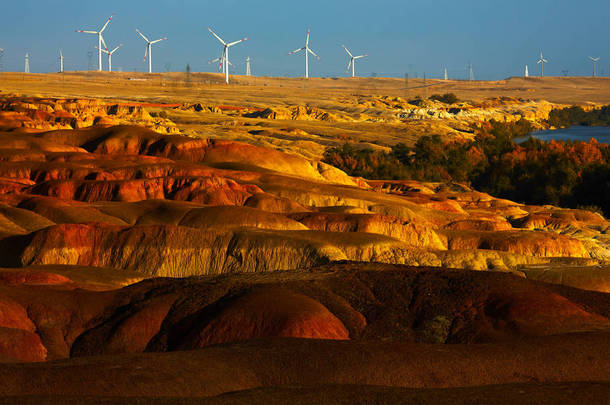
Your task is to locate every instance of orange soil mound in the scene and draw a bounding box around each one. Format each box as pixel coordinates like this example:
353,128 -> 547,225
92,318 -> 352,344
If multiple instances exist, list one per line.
0,327 -> 47,362
177,288 -> 349,349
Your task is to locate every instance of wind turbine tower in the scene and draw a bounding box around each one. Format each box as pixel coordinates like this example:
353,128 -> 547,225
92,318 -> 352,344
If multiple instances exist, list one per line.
589,56 -> 600,77
289,29 -> 320,79
76,15 -> 113,71
525,65 -> 529,77
59,50 -> 64,73
444,67 -> 448,81
24,53 -> 30,73
208,27 -> 248,84
537,51 -> 548,77
137,29 -> 167,74
246,56 -> 251,76
342,45 -> 367,78
100,44 -> 123,72
468,62 -> 474,81
0,48 -> 5,73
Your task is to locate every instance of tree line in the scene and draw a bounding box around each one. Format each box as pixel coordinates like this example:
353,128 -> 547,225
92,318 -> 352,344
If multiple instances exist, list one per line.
324,108 -> 610,216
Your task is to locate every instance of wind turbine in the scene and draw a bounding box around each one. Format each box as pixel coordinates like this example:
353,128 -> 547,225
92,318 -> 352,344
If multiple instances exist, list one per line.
208,27 -> 248,84
342,45 -> 367,78
537,51 -> 548,77
136,29 -> 167,73
289,29 -> 319,79
76,15 -> 113,72
59,50 -> 64,73
24,53 -> 30,73
209,54 -> 233,73
246,56 -> 251,76
589,56 -> 600,77
99,44 -> 122,72
525,65 -> 529,77
444,67 -> 448,80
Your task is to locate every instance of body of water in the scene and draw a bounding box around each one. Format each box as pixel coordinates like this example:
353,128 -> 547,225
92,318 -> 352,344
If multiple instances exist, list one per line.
514,126 -> 610,144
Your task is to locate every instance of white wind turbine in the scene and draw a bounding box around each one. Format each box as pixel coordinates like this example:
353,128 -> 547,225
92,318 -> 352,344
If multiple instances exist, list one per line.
76,15 -> 113,71
289,29 -> 319,79
525,65 -> 529,77
246,56 -> 251,76
208,27 -> 248,84
136,29 -> 167,73
100,44 -> 123,72
342,45 -> 367,78
589,56 -> 600,77
537,51 -> 548,77
209,53 -> 234,73
59,50 -> 64,73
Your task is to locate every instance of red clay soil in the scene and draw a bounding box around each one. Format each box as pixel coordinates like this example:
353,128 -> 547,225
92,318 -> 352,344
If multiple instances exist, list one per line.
176,288 -> 349,349
0,263 -> 602,361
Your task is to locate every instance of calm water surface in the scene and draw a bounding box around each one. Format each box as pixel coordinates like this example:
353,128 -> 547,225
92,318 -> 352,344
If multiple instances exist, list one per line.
514,126 -> 610,144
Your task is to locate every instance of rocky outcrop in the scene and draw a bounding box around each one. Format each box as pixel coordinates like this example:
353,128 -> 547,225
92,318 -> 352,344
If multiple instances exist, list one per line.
289,212 -> 446,249
0,97 -> 179,134
443,230 -> 589,258
13,223 -> 437,276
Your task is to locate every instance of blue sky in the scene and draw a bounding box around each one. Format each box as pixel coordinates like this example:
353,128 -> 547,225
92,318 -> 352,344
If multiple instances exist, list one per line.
0,0 -> 608,79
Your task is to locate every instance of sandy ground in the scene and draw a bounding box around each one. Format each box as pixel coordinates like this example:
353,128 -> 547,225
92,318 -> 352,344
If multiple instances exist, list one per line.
2,72 -> 610,106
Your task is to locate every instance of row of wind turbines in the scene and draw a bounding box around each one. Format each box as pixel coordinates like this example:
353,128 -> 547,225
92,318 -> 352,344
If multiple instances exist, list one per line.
74,15 -> 367,84
76,15 -> 166,74
525,51 -> 601,77
10,15 -> 603,82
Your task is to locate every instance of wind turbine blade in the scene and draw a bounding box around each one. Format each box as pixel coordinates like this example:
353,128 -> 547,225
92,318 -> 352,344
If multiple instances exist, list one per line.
111,44 -> 123,54
308,48 -> 320,59
151,37 -> 168,44
100,35 -> 108,50
77,30 -> 98,34
60,49 -> 63,58
537,60 -> 542,64
95,46 -> 110,55
347,60 -> 352,72
143,46 -> 148,62
289,47 -> 305,55
342,45 -> 353,58
136,29 -> 150,42
228,37 -> 248,47
99,14 -> 114,33
543,58 -> 548,63
354,54 -> 368,59
306,28 -> 310,47
208,27 -> 227,45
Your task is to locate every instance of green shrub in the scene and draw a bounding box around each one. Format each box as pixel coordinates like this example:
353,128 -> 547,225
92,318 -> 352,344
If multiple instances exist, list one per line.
429,93 -> 459,104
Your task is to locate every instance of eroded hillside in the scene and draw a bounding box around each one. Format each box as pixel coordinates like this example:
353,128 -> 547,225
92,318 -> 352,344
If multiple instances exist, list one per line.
0,76 -> 608,402
0,113 -> 607,283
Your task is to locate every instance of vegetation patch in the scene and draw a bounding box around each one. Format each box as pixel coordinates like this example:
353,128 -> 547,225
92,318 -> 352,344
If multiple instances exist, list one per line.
325,118 -> 610,216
